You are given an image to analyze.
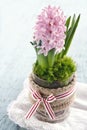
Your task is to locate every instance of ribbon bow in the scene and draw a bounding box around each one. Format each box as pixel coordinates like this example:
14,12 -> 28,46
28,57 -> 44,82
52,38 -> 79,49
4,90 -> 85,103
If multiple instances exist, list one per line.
25,88 -> 56,120
25,85 -> 76,120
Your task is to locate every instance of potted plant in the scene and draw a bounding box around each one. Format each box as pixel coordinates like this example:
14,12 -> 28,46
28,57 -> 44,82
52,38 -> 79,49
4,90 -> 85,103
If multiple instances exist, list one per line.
25,6 -> 80,123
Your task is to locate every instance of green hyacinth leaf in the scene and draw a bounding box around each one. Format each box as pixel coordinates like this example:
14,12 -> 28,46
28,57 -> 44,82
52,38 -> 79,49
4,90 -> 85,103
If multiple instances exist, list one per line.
71,14 -> 76,28
35,47 -> 48,69
47,48 -> 55,67
37,53 -> 48,69
62,14 -> 80,57
65,16 -> 71,29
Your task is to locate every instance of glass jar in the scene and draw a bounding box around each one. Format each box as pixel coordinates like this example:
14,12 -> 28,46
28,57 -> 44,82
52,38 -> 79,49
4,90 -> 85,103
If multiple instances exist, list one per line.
29,73 -> 76,123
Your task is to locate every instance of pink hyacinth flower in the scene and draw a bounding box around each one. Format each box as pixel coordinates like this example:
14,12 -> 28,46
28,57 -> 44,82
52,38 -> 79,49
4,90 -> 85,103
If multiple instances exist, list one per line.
34,5 -> 66,56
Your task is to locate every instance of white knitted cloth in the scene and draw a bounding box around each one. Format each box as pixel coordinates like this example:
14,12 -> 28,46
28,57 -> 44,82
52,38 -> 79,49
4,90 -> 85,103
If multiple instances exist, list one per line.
7,79 -> 87,130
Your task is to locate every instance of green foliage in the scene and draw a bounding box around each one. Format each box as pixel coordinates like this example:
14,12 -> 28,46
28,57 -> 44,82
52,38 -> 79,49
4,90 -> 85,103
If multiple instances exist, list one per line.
30,40 -> 55,69
33,56 -> 76,83
36,48 -> 55,69
61,14 -> 80,57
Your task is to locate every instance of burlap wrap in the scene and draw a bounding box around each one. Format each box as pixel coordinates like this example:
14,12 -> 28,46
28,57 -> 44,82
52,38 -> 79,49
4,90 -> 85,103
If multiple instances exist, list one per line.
28,74 -> 76,122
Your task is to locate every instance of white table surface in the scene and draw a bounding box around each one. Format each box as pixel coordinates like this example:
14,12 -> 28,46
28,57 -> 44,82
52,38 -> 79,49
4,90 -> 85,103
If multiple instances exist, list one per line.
0,0 -> 87,130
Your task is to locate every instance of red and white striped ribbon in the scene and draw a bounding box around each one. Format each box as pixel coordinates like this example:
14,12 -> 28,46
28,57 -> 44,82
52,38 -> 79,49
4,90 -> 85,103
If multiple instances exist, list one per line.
56,87 -> 76,100
25,86 -> 76,120
25,88 -> 56,119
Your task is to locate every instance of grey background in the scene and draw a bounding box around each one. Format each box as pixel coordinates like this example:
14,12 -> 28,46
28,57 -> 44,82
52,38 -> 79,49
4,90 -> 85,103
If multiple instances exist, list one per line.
0,0 -> 87,130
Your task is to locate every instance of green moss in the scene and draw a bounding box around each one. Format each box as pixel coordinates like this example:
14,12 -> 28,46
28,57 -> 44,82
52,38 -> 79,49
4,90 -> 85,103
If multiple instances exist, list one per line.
33,56 -> 76,83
